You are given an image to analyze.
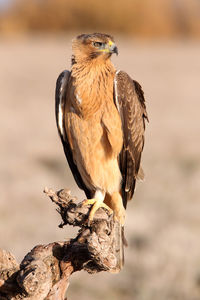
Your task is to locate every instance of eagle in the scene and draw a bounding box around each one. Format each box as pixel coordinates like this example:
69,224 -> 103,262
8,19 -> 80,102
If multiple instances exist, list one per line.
55,33 -> 148,270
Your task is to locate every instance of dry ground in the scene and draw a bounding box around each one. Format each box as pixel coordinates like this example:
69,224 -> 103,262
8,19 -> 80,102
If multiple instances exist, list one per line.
0,35 -> 200,300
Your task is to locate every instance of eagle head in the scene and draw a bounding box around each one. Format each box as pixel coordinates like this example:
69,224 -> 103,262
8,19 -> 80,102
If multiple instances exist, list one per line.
72,33 -> 118,63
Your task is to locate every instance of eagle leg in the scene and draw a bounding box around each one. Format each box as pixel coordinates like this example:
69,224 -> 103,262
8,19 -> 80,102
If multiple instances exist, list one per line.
82,198 -> 113,223
104,192 -> 125,225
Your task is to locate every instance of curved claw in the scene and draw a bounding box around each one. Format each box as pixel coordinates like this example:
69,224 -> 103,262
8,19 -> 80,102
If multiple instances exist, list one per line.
82,198 -> 113,223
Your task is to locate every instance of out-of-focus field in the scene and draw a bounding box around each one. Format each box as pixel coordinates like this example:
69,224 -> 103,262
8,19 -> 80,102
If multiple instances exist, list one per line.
0,36 -> 200,300
1,0 -> 200,39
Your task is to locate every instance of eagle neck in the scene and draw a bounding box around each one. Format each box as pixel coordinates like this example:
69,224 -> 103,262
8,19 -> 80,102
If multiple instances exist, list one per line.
71,59 -> 116,119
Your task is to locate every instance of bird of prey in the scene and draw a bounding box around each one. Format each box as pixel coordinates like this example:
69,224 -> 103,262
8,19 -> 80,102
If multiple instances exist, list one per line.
55,33 -> 148,269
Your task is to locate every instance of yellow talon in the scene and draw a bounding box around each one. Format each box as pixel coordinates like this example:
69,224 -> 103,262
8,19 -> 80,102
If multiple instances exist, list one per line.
82,199 -> 97,206
82,198 -> 113,222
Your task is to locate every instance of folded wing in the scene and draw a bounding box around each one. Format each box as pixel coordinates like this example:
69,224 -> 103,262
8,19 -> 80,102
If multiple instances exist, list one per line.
114,71 -> 148,208
55,70 -> 92,199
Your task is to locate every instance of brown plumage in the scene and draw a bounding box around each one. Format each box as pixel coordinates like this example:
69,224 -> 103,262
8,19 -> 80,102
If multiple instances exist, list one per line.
55,33 -> 148,270
115,72 -> 148,207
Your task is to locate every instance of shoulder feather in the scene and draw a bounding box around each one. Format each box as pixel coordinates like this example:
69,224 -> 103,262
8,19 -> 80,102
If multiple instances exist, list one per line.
55,70 -> 70,141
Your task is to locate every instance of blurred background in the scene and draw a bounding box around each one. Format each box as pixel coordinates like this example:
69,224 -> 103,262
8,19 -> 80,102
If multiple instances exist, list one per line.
0,0 -> 200,299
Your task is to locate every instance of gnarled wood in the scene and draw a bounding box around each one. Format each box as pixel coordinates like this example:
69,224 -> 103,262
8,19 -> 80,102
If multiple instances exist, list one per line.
0,188 -> 122,300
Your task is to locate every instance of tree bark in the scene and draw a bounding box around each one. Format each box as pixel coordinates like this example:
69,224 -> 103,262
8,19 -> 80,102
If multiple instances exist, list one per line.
0,188 -> 122,300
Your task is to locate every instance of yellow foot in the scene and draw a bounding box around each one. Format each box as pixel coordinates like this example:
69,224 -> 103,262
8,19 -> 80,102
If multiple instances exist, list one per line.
82,198 -> 113,223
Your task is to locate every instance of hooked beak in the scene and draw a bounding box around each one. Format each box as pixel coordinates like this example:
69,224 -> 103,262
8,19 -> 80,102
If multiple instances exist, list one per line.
108,41 -> 118,55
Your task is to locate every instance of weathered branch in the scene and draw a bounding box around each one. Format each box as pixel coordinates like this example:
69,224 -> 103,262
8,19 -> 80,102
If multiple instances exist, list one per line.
0,188 -> 122,300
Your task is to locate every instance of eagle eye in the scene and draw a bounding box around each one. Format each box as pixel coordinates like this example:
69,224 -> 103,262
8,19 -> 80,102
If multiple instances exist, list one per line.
93,41 -> 103,48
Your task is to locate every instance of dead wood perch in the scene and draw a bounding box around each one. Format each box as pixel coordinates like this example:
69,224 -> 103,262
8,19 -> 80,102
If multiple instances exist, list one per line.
0,188 -> 123,300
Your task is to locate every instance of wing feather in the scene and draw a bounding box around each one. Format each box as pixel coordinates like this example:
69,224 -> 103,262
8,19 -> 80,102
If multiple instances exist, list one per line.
55,70 -> 92,198
114,71 -> 148,208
